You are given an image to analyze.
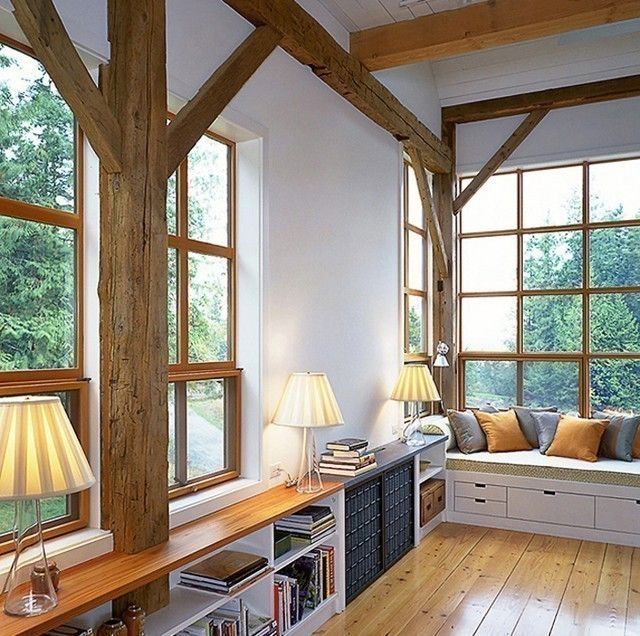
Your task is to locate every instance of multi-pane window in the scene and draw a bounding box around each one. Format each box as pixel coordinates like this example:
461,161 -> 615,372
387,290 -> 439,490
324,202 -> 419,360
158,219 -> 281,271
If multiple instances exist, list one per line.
403,161 -> 431,362
0,37 -> 87,550
459,158 -> 640,415
167,129 -> 240,497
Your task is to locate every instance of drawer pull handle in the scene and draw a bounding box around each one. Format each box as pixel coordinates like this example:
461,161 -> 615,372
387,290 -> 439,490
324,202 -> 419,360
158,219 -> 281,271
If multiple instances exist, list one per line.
475,498 -> 486,503
474,483 -> 486,488
636,500 -> 640,505
544,490 -> 556,496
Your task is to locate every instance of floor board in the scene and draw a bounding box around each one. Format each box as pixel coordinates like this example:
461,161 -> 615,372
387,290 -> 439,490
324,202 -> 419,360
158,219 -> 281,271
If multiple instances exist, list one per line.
316,523 -> 640,636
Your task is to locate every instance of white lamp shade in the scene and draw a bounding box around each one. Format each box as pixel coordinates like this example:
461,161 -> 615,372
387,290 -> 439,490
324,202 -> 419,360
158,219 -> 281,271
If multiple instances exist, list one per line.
390,365 -> 441,402
272,373 -> 344,428
0,396 -> 95,500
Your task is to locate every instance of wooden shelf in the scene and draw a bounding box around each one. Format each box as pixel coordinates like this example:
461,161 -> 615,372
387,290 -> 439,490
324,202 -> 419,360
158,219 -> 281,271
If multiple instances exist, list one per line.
0,482 -> 343,636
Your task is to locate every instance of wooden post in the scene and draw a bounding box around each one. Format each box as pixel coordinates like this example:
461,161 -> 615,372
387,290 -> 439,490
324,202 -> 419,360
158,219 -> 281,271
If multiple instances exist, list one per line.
99,0 -> 169,612
433,122 -> 458,411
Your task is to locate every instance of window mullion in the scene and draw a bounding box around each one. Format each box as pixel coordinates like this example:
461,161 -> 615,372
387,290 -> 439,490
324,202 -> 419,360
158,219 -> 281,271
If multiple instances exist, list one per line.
175,381 -> 188,486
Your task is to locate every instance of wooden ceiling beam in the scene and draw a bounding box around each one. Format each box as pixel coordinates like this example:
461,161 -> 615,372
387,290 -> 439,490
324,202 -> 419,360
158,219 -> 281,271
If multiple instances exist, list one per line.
405,145 -> 449,279
221,0 -> 452,174
166,25 -> 281,177
11,0 -> 123,173
350,0 -> 640,71
443,74 -> 640,124
453,109 -> 549,213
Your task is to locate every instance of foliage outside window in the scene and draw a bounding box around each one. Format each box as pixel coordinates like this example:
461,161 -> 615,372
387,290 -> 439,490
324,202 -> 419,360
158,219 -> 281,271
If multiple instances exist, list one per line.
459,158 -> 640,415
0,37 -> 87,550
167,129 -> 240,497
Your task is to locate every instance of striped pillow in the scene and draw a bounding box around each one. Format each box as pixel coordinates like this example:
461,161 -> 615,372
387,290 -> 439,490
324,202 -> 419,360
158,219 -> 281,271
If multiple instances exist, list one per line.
594,411 -> 640,462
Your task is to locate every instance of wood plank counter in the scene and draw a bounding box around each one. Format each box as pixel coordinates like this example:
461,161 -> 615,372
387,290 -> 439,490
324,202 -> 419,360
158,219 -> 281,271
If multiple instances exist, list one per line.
0,482 -> 343,636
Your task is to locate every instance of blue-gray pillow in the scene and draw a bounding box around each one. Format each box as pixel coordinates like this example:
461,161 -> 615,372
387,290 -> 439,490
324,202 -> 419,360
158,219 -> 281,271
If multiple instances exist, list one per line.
513,406 -> 558,448
531,411 -> 561,454
447,409 -> 487,454
594,411 -> 640,462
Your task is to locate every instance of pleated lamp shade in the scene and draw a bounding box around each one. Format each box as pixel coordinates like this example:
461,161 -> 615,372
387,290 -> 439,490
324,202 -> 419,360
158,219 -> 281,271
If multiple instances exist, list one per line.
390,365 -> 441,402
272,373 -> 344,428
0,396 -> 95,500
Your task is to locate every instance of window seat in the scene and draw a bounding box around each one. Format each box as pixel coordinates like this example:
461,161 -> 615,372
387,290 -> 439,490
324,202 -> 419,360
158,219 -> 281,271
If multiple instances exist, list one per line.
446,448 -> 640,488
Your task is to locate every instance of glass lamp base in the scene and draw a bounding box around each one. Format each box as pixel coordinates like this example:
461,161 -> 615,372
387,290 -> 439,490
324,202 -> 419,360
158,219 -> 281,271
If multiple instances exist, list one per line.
4,592 -> 57,617
296,428 -> 324,494
404,437 -> 426,447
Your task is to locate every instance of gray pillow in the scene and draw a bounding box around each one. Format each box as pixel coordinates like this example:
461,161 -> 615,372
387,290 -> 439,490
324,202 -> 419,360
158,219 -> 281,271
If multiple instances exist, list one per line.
513,406 -> 558,448
531,411 -> 561,454
594,411 -> 640,462
447,409 -> 486,454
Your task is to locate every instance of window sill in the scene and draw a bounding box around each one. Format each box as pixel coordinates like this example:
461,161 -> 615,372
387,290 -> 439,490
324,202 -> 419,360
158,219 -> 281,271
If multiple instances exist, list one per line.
0,528 -> 113,579
169,477 -> 264,529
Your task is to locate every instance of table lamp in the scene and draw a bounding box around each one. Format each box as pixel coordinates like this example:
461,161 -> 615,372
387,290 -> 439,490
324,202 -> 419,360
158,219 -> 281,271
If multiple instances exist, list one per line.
272,373 -> 344,493
0,395 -> 95,617
390,364 -> 441,446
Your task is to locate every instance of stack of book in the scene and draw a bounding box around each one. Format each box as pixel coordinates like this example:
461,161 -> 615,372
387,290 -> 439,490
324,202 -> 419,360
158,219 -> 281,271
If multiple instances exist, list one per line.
179,550 -> 270,595
274,505 -> 336,546
178,599 -> 277,636
273,546 -> 335,633
319,438 -> 377,477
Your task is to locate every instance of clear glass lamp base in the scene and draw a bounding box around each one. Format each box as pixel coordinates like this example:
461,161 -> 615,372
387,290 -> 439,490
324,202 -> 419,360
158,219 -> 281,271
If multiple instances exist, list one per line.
296,428 -> 324,494
401,403 -> 426,447
3,500 -> 58,617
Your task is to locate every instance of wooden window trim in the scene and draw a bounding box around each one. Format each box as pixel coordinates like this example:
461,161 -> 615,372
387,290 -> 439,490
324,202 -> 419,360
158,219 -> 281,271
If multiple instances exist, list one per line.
0,34 -> 88,550
168,123 -> 240,497
458,156 -> 640,415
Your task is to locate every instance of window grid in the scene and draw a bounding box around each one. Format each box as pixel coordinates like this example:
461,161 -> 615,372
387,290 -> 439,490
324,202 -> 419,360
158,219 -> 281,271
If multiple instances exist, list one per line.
168,128 -> 241,498
458,157 -> 640,415
0,34 -> 88,551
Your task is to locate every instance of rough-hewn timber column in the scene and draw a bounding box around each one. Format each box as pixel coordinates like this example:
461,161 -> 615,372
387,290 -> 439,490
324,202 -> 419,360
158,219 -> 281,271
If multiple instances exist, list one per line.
433,122 -> 458,411
99,0 -> 169,612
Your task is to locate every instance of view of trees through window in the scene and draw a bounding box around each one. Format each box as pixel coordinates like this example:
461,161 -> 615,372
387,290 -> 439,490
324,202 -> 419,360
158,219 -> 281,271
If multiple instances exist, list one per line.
0,40 -> 81,541
460,158 -> 640,415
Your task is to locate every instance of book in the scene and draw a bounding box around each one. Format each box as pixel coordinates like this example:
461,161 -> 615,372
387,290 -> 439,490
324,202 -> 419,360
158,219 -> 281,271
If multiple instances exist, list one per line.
319,462 -> 378,477
179,564 -> 270,594
331,447 -> 372,458
45,628 -> 93,636
320,452 -> 375,464
182,550 -> 269,586
319,457 -> 375,470
326,438 -> 368,451
280,505 -> 332,523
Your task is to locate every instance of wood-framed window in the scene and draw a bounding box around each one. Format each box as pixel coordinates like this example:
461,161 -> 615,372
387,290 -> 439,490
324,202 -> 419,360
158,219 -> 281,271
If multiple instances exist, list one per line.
167,127 -> 240,497
0,34 -> 88,551
458,157 -> 640,416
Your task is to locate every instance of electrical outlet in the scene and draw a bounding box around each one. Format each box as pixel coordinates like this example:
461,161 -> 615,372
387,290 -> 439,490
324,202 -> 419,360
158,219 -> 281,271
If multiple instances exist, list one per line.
269,463 -> 282,479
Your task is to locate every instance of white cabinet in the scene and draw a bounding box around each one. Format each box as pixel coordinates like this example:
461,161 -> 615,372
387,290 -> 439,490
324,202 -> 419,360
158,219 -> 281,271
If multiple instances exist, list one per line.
455,496 -> 506,517
455,481 -> 506,502
508,487 -> 595,528
596,497 -> 640,534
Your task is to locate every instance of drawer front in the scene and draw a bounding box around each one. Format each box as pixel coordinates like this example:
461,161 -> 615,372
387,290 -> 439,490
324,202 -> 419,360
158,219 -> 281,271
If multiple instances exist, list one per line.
433,483 -> 446,516
509,488 -> 595,528
596,497 -> 640,535
455,496 -> 506,518
420,491 -> 434,526
456,480 -> 506,502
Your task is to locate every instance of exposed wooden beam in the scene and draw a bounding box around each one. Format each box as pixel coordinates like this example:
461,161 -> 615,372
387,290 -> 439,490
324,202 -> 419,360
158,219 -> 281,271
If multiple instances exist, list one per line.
11,0 -> 122,173
221,0 -> 451,174
405,145 -> 449,279
351,0 -> 640,71
99,0 -> 169,612
453,109 -> 549,213
443,74 -> 640,124
166,25 -> 281,177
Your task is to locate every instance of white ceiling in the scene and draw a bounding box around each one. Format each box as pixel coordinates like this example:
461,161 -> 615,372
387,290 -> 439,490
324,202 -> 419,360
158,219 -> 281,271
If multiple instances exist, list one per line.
316,0 -> 485,31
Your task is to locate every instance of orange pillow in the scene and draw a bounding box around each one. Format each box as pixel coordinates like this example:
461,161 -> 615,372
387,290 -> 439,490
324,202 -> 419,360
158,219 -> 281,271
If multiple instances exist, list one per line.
634,429 -> 640,459
475,409 -> 531,452
546,415 -> 607,462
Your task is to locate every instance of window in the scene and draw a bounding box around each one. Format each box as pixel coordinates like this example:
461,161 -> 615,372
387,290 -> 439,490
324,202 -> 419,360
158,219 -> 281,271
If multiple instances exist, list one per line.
0,36 -> 87,551
167,129 -> 240,497
459,158 -> 640,415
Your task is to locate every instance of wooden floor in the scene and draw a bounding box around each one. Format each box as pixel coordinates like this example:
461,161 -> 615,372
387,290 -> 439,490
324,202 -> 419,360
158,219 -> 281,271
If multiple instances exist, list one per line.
317,523 -> 640,636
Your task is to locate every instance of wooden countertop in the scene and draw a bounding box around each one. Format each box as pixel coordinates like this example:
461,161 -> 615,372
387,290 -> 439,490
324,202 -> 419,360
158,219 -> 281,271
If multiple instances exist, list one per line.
0,481 -> 343,636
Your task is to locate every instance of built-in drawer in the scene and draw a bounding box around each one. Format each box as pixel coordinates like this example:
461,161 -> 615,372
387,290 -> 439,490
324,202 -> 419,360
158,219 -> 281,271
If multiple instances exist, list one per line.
508,487 -> 595,528
596,497 -> 640,535
455,496 -> 506,518
455,481 -> 506,502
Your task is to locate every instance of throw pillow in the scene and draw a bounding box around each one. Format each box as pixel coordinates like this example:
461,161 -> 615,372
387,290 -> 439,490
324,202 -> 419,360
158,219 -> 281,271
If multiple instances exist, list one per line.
546,415 -> 608,462
531,411 -> 561,454
475,409 -> 532,453
513,406 -> 558,448
447,409 -> 486,454
420,418 -> 457,450
593,410 -> 640,462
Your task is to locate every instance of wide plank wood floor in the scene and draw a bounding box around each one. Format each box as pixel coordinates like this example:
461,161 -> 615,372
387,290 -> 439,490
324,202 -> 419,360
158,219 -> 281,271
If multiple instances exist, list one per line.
316,523 -> 640,636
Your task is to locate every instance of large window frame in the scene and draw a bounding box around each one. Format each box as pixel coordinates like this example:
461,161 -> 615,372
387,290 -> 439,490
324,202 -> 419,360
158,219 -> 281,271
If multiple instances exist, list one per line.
168,127 -> 241,499
0,34 -> 88,552
458,157 -> 640,415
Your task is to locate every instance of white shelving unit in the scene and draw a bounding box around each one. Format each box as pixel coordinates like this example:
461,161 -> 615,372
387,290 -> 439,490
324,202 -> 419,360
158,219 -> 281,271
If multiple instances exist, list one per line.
143,491 -> 345,636
413,436 -> 447,545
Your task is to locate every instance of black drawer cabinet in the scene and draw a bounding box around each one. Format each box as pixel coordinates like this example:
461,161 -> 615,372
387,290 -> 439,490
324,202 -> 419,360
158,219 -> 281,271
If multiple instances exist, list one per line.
344,458 -> 414,602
